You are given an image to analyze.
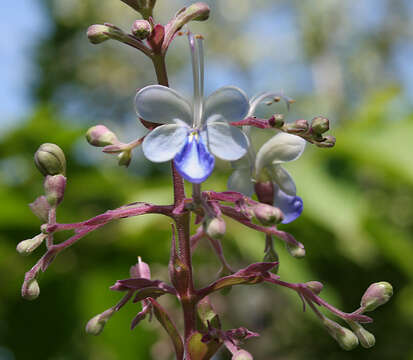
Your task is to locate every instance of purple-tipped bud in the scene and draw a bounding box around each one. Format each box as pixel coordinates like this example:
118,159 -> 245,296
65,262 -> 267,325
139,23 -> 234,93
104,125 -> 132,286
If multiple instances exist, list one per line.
23,279 -> 40,301
311,116 -> 330,134
132,20 -> 152,40
287,119 -> 309,134
253,203 -> 283,225
29,196 -> 51,222
204,217 -> 226,240
323,318 -> 359,351
87,24 -> 126,44
317,135 -> 336,148
118,150 -> 132,167
285,242 -> 305,258
269,114 -> 284,128
34,143 -> 66,176
44,175 -> 66,206
305,281 -> 324,295
347,320 -> 375,349
16,234 -> 46,256
86,125 -> 119,147
232,350 -> 253,360
360,282 -> 393,312
85,309 -> 115,336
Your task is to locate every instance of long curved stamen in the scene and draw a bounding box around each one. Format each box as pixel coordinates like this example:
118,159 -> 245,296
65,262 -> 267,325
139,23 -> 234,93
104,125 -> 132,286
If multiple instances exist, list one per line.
248,92 -> 292,117
188,32 -> 204,128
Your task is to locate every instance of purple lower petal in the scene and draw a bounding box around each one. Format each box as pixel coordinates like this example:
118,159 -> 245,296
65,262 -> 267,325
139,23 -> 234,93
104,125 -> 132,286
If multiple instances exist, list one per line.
273,185 -> 303,224
173,134 -> 215,183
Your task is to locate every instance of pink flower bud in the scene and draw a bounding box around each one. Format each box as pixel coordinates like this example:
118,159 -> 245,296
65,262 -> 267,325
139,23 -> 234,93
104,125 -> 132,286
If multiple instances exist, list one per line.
360,282 -> 393,312
132,20 -> 152,40
252,203 -> 283,225
305,281 -> 323,295
323,318 -> 359,351
44,174 -> 66,206
232,350 -> 253,360
86,125 -> 119,147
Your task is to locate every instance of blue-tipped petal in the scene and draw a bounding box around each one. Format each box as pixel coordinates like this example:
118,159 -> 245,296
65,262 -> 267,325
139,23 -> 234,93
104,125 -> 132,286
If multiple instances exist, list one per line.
204,86 -> 249,123
273,185 -> 303,224
173,135 -> 215,183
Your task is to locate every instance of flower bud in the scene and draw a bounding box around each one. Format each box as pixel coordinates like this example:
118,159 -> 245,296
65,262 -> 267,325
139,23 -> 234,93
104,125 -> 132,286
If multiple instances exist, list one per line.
347,320 -> 375,349
34,143 -> 66,176
323,318 -> 359,351
131,20 -> 152,40
29,196 -> 51,222
311,116 -> 330,134
305,281 -> 323,295
269,114 -> 284,128
317,135 -> 336,148
204,217 -> 226,240
23,279 -> 40,301
86,125 -> 119,147
287,119 -> 309,134
44,174 -> 66,206
253,203 -> 283,225
87,24 -> 126,44
285,242 -> 305,258
16,234 -> 46,256
85,309 -> 115,336
360,282 -> 393,312
232,350 -> 253,360
118,150 -> 132,167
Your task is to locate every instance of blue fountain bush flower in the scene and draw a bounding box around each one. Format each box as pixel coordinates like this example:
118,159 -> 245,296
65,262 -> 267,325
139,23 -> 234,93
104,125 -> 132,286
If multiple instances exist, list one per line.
136,34 -> 250,183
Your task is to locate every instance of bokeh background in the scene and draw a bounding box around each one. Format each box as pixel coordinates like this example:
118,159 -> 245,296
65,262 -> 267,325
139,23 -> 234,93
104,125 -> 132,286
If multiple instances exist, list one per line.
1,0 -> 413,359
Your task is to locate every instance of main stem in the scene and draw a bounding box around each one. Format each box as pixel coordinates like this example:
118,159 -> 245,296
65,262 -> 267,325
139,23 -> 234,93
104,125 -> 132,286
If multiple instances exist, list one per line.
152,53 -> 197,357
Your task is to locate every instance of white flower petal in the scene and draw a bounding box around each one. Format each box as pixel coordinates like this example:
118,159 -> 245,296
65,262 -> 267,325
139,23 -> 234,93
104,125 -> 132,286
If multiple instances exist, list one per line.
135,85 -> 192,125
227,169 -> 254,197
142,124 -> 188,162
204,86 -> 249,123
255,132 -> 305,173
204,122 -> 249,161
267,165 -> 297,196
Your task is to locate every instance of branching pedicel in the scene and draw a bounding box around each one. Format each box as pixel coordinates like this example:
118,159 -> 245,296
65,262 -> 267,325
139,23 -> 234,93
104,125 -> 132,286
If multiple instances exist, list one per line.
18,2 -> 393,359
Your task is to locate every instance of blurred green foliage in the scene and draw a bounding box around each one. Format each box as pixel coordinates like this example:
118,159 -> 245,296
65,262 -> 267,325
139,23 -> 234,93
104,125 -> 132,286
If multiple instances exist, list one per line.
1,0 -> 413,359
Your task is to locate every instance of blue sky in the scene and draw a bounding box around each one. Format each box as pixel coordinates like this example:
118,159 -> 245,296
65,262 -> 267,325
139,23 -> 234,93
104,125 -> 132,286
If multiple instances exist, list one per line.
0,1 -> 47,130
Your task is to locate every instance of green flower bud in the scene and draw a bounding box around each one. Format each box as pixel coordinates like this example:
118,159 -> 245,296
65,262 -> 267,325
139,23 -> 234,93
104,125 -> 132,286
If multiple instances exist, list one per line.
305,281 -> 323,295
29,196 -> 51,222
44,174 -> 66,206
311,116 -> 330,134
232,350 -> 253,360
360,282 -> 393,312
86,125 -> 119,147
86,24 -> 126,45
323,318 -> 359,351
285,242 -> 305,258
85,309 -> 115,336
269,113 -> 284,128
118,150 -> 132,167
23,279 -> 40,301
16,234 -> 46,256
253,203 -> 283,225
131,20 -> 152,40
317,135 -> 336,148
347,320 -> 375,349
204,217 -> 226,240
34,143 -> 66,176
